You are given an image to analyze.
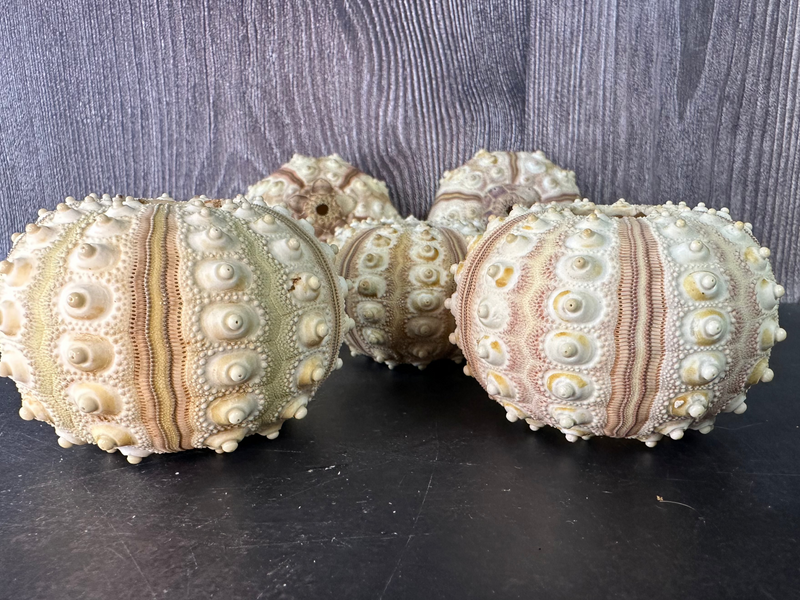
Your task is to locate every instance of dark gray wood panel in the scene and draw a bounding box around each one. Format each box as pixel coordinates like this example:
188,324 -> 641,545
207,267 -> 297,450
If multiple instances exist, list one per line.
525,0 -> 800,300
0,0 -> 797,299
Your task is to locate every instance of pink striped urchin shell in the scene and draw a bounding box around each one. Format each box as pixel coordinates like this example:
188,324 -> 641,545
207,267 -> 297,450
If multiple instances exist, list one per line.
428,149 -> 581,236
447,199 -> 786,446
246,154 -> 399,242
333,217 -> 467,369
0,194 -> 349,463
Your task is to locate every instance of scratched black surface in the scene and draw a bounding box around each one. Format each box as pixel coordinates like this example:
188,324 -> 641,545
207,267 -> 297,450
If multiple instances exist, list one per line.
0,305 -> 798,600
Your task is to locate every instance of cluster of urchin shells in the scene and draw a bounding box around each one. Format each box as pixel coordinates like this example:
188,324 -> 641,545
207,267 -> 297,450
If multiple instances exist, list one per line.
330,149 -> 585,371
0,150 -> 787,461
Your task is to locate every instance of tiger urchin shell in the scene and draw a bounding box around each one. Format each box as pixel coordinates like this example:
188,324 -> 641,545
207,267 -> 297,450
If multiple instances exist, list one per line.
447,199 -> 786,446
0,193 -> 350,463
246,154 -> 400,242
333,216 -> 467,370
428,149 -> 581,236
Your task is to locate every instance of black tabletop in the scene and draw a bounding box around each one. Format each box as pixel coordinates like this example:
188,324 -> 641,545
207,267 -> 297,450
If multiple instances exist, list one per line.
1,306 -> 799,600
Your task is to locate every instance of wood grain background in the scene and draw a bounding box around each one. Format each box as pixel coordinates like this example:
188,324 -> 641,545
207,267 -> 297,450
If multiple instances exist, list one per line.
0,0 -> 798,298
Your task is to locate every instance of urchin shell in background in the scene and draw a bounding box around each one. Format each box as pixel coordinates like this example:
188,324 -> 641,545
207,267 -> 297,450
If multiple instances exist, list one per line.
246,154 -> 400,242
428,149 -> 581,236
448,199 -> 786,446
333,217 -> 467,370
0,194 -> 350,463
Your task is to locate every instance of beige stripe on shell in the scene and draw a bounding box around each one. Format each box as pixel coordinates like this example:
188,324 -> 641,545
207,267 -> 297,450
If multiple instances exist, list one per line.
508,151 -> 518,184
165,209 -> 194,449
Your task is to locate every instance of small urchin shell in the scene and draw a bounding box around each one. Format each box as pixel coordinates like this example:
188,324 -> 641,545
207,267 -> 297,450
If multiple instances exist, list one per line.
246,154 -> 400,242
449,199 -> 786,445
428,149 -> 581,236
0,194 -> 349,463
333,216 -> 467,370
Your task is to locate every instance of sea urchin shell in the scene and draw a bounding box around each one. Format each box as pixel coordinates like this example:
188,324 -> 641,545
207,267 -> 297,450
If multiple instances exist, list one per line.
246,154 -> 399,242
449,199 -> 785,445
429,149 -> 581,235
333,217 -> 467,369
0,194 -> 349,462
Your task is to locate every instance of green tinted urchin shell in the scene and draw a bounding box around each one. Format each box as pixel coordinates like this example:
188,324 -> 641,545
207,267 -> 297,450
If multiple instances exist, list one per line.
0,193 -> 350,463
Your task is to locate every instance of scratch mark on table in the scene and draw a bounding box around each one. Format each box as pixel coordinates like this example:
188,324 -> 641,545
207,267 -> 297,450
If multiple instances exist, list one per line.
108,546 -> 126,562
413,471 -> 435,529
102,515 -> 157,599
656,495 -> 699,512
14,431 -> 56,448
225,532 -> 411,550
378,534 -> 414,600
380,422 -> 440,599
275,476 -> 339,502
714,422 -> 765,431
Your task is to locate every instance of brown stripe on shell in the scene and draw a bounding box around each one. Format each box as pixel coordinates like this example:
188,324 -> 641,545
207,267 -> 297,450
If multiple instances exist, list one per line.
130,204 -> 166,450
438,227 -> 468,264
388,229 -> 416,356
339,166 -> 360,190
274,168 -> 306,189
605,218 -> 667,437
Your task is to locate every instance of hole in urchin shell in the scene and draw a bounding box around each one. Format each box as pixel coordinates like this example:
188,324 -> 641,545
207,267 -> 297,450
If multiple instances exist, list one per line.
604,211 -> 648,219
316,204 -> 329,216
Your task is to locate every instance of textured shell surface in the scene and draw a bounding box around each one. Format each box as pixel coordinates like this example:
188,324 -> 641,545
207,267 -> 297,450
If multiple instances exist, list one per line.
0,193 -> 349,463
246,154 -> 400,242
333,216 -> 467,370
449,199 -> 786,445
428,149 -> 581,236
